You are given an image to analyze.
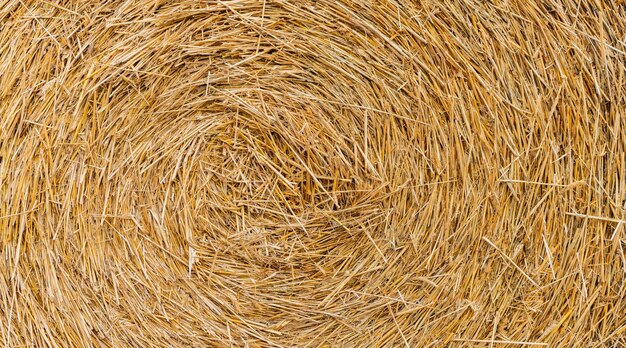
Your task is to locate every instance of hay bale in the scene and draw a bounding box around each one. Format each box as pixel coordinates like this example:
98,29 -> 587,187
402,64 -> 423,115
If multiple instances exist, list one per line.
1,0 -> 625,346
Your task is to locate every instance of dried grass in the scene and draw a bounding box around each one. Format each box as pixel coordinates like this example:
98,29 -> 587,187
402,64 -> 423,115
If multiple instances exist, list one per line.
1,0 -> 626,347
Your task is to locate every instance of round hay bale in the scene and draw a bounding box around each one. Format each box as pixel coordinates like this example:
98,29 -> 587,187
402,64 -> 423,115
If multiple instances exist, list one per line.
1,0 -> 625,346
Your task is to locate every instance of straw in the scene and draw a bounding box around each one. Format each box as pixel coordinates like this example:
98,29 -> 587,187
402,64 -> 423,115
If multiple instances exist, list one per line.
1,0 -> 625,346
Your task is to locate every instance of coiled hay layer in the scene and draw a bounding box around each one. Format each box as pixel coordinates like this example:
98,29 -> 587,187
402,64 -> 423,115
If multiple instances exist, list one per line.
1,0 -> 626,347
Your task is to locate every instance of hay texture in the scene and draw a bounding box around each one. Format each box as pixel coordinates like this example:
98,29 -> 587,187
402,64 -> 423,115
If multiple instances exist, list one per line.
1,0 -> 626,347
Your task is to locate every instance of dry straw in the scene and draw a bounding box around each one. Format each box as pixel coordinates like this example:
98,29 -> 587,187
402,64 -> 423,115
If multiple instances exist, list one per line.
1,0 -> 625,347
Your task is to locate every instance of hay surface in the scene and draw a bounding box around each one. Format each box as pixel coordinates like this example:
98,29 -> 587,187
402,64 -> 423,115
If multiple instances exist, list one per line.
1,0 -> 626,347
